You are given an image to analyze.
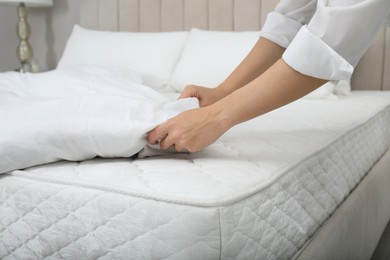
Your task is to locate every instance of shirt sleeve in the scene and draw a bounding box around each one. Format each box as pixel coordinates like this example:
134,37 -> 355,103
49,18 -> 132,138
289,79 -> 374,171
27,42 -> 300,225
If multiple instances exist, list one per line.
282,0 -> 390,80
260,0 -> 317,48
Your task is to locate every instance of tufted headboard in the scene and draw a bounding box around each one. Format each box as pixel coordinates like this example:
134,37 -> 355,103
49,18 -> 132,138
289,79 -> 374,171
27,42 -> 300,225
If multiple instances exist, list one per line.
79,0 -> 390,91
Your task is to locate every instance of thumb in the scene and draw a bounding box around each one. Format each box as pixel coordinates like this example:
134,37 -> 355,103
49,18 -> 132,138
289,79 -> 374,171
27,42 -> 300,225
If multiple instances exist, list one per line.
178,85 -> 197,100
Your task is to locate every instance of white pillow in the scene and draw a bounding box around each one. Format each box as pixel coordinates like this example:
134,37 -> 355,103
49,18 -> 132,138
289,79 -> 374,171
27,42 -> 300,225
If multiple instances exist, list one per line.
169,29 -> 349,99
57,25 -> 189,91
170,29 -> 260,92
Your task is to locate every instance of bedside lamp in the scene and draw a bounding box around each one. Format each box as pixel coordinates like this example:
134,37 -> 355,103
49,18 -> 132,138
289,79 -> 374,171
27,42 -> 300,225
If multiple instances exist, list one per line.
0,0 -> 53,72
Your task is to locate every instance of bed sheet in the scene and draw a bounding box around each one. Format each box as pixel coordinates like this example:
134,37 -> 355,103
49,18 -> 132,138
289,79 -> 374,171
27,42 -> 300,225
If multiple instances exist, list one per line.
1,91 -> 390,259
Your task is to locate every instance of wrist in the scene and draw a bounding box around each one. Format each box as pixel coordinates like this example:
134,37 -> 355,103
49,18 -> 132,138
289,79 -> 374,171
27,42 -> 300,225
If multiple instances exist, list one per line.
205,101 -> 235,132
215,82 -> 234,98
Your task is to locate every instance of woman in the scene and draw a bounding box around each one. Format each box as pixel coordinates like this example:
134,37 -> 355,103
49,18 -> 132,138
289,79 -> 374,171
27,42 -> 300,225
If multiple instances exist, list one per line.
148,0 -> 390,153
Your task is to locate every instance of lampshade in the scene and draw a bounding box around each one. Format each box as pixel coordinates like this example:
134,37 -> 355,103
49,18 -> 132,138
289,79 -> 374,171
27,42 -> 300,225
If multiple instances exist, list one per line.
0,0 -> 52,7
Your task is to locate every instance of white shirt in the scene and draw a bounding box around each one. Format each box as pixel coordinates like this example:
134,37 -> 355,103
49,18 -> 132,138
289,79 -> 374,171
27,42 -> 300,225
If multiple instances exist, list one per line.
260,0 -> 390,80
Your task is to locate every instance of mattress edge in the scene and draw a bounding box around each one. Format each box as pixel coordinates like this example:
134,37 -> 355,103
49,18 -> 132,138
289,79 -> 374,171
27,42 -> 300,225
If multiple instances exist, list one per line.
10,103 -> 390,208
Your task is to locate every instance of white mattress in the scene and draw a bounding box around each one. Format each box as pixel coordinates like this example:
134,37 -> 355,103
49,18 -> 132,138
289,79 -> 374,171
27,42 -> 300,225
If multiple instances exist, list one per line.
1,91 -> 390,260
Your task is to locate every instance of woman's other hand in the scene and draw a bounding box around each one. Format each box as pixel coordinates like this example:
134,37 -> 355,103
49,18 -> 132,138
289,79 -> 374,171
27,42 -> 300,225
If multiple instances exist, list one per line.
179,85 -> 226,107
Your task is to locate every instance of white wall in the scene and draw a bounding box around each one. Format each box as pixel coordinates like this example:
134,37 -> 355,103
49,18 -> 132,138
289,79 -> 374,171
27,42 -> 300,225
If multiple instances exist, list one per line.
0,0 -> 80,72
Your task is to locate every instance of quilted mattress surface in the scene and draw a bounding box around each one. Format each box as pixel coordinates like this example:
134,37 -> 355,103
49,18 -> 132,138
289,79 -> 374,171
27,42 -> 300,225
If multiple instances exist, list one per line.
1,92 -> 390,260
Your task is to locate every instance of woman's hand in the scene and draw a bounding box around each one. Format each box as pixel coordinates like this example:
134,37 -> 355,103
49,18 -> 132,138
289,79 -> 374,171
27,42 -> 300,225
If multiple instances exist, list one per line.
147,85 -> 230,153
147,106 -> 230,153
179,85 -> 226,107
148,59 -> 326,154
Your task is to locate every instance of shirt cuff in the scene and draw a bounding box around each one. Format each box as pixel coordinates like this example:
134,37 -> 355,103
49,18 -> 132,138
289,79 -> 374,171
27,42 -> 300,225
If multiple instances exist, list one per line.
260,11 -> 303,48
282,26 -> 354,80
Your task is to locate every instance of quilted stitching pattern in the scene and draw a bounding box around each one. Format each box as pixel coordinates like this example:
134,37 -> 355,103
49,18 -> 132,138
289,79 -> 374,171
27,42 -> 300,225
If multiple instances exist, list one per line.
0,177 -> 220,260
1,95 -> 389,259
221,107 -> 390,259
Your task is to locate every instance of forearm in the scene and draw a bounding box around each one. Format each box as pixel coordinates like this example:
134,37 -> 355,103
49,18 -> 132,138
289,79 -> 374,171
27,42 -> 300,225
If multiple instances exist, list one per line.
217,38 -> 285,97
148,53 -> 327,153
213,58 -> 327,129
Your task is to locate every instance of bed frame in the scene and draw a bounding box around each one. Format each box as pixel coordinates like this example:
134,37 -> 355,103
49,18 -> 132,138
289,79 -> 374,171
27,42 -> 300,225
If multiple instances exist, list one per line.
79,0 -> 390,258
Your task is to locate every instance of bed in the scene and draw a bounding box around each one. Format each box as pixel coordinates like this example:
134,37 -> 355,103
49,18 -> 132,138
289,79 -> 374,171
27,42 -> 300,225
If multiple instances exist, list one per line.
1,0 -> 390,259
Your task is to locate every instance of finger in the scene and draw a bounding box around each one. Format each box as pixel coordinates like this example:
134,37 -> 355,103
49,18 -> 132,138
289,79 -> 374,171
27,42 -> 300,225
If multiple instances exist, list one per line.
174,140 -> 192,153
178,93 -> 187,100
178,91 -> 191,100
174,145 -> 189,153
147,123 -> 169,144
174,142 -> 183,152
178,85 -> 196,100
159,135 -> 175,150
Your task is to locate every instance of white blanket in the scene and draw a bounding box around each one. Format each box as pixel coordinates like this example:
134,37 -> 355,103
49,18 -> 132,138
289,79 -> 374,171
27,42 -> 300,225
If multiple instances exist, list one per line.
0,66 -> 198,174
